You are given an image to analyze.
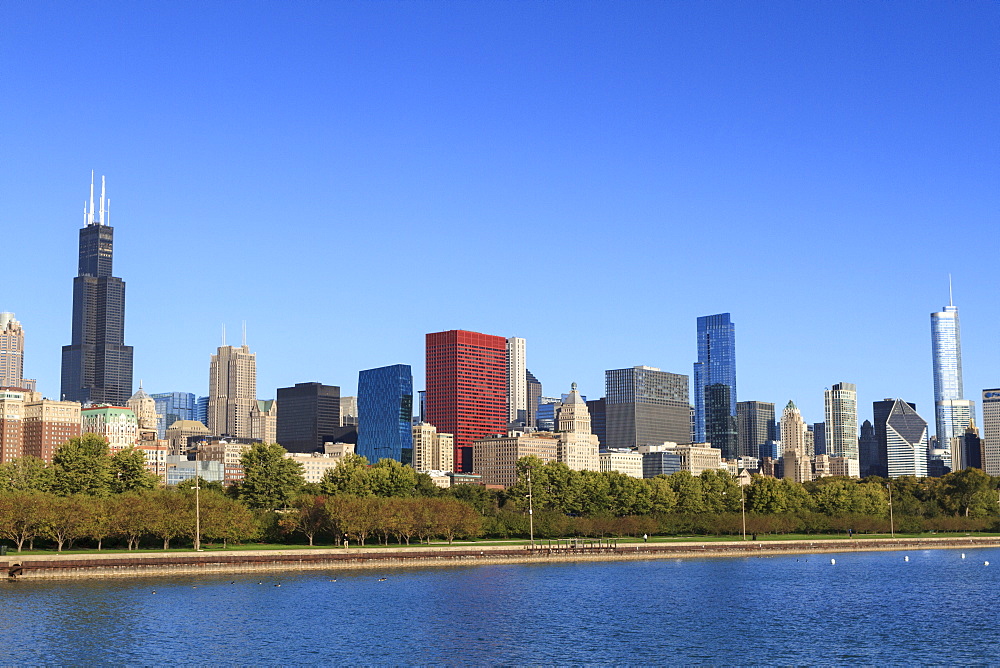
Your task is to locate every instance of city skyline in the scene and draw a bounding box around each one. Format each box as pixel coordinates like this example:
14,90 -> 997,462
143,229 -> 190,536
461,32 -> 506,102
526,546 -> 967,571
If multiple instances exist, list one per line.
2,3 -> 996,428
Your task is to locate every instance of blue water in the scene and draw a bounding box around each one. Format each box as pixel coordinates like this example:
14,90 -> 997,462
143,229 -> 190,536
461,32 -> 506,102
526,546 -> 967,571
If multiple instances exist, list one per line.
2,548 -> 999,665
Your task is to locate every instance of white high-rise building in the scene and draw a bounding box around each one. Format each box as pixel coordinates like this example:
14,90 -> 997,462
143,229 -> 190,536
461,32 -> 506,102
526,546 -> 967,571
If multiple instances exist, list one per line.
412,422 -> 454,473
824,382 -> 859,469
557,383 -> 599,471
885,399 -> 929,478
506,337 -> 526,424
208,343 -> 257,439
982,389 -> 1000,475
931,292 -> 972,461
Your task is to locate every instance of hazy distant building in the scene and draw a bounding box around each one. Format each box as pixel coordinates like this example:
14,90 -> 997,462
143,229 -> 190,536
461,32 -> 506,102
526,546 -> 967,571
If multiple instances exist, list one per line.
587,398 -> 607,448
340,396 -> 358,427
0,313 -> 34,390
737,401 -> 775,460
425,330 -> 507,473
357,364 -> 413,463
824,382 -> 858,465
605,366 -> 689,449
526,369 -> 542,428
983,389 -> 1000,475
207,343 -> 257,439
780,401 -> 811,483
276,382 -> 340,453
535,397 -> 560,432
858,419 -> 880,477
693,313 -> 737,458
953,418 -> 983,472
61,175 -> 134,406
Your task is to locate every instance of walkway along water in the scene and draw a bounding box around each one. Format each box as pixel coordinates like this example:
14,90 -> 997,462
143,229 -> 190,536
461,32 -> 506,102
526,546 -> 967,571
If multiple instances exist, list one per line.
6,535 -> 1000,580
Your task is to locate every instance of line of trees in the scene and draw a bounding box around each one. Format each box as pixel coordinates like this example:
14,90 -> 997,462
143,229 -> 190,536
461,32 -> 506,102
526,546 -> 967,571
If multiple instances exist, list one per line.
2,437 -> 1000,553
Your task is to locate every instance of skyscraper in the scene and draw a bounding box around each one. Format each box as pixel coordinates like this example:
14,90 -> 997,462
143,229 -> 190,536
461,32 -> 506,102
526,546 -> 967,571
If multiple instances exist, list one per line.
780,401 -> 811,483
557,383 -> 600,471
824,382 -> 858,461
357,364 -> 413,464
506,337 -> 527,425
982,389 -> 1000,475
425,330 -> 507,473
0,313 -> 34,390
207,343 -> 256,438
151,392 -> 198,438
884,399 -> 928,478
737,401 -> 775,460
858,419 -> 880,478
693,313 -> 737,457
605,366 -> 690,449
526,369 -> 542,428
61,174 -> 134,405
275,382 -> 340,453
931,294 -> 972,458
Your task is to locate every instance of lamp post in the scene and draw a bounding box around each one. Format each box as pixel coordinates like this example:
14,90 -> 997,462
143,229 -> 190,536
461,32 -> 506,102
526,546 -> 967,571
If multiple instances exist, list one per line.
526,466 -> 534,548
740,474 -> 747,541
193,446 -> 202,552
887,478 -> 895,539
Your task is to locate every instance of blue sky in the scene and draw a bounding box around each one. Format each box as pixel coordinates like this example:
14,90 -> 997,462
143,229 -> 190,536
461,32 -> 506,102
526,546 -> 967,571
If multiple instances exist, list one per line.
2,1 -> 997,427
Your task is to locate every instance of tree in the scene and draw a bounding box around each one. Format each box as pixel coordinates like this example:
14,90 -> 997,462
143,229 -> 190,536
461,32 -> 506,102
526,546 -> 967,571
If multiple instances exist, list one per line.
369,459 -> 421,497
111,493 -> 151,550
319,454 -> 372,497
146,490 -> 193,549
280,494 -> 328,546
41,495 -> 92,552
239,443 -> 305,510
326,496 -> 377,546
669,471 -> 704,513
0,491 -> 47,552
199,492 -> 259,547
0,456 -> 53,492
111,448 -> 159,493
82,496 -> 114,550
647,476 -> 677,514
51,433 -> 114,496
937,468 -> 999,517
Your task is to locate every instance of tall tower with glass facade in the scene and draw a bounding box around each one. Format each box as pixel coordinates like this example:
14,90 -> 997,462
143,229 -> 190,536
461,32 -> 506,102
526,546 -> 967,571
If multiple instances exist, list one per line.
884,398 -> 929,478
931,293 -> 973,461
693,313 -> 737,458
61,174 -> 134,406
824,382 -> 858,460
737,401 -> 775,459
357,364 -> 413,464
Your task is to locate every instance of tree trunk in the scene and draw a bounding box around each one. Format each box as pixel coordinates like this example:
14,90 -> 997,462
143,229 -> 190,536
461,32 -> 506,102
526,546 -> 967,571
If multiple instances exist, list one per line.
163,538 -> 170,550
97,538 -> 103,551
308,535 -> 314,546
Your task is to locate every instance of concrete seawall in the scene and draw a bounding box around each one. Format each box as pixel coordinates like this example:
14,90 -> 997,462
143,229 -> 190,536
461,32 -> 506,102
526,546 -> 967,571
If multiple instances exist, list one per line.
4,536 -> 999,580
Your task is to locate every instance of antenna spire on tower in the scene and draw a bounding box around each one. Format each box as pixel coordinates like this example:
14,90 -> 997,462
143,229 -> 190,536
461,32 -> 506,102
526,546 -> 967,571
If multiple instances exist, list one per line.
242,320 -> 247,347
88,170 -> 95,225
99,175 -> 106,225
949,274 -> 954,307
222,323 -> 227,347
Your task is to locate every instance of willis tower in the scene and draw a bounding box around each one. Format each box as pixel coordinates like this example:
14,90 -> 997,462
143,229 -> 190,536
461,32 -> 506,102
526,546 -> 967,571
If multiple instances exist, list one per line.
61,173 -> 133,405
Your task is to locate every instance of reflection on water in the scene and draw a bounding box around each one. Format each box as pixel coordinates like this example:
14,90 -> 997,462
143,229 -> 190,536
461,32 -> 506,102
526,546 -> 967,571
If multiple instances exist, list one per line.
3,548 -> 999,664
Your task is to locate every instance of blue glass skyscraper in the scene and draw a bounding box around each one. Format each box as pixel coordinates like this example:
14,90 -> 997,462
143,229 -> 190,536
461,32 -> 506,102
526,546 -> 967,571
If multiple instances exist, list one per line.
693,313 -> 737,458
357,364 -> 413,463
151,391 -> 198,438
931,291 -> 972,457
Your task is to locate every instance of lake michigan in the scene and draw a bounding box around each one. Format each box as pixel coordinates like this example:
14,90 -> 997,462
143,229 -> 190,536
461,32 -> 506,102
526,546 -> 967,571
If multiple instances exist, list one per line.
2,547 -> 998,665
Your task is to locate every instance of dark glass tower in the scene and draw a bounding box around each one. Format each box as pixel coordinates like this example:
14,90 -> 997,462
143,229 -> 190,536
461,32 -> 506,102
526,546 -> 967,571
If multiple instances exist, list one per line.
357,364 -> 413,463
60,176 -> 133,406
694,313 -> 737,458
276,382 -> 341,453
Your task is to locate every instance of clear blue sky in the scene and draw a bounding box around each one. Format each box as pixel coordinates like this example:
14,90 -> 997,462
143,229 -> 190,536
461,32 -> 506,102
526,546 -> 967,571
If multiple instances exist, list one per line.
2,1 -> 997,427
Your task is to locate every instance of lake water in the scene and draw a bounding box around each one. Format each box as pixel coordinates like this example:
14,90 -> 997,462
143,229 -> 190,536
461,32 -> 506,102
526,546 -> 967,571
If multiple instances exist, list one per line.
2,547 -> 998,665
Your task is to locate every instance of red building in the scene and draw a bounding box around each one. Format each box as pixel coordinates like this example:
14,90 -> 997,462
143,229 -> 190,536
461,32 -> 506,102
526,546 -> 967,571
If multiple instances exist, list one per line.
425,330 -> 508,473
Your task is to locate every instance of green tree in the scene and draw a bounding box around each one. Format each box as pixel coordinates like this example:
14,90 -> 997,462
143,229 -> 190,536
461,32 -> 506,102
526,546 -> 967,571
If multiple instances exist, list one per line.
147,489 -> 193,549
369,459 -> 421,497
51,433 -> 114,496
647,475 -> 677,514
111,493 -> 151,550
0,491 -> 47,552
746,475 -> 789,514
280,494 -> 328,546
41,495 -> 92,552
319,454 -> 372,497
239,443 -> 305,510
200,492 -> 259,547
0,456 -> 53,492
669,471 -> 704,513
111,447 -> 159,493
937,468 -> 999,518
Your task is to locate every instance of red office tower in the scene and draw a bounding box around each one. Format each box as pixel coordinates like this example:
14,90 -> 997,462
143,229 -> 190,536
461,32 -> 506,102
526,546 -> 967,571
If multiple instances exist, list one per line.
425,330 -> 508,473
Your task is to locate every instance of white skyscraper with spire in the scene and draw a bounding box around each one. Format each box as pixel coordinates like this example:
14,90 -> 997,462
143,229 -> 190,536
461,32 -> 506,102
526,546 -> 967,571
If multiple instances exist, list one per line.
931,280 -> 973,467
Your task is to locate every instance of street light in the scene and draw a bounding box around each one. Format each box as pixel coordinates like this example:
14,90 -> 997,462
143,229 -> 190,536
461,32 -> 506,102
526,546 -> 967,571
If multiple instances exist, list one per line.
192,446 -> 202,552
887,478 -> 895,539
740,473 -> 747,541
526,466 -> 534,548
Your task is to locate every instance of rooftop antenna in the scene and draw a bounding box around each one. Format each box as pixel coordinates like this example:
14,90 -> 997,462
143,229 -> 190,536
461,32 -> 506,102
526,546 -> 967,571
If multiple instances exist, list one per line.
107,198 -> 110,225
948,274 -> 953,307
83,201 -> 88,226
88,170 -> 95,224
99,175 -> 106,225
222,323 -> 227,347
242,320 -> 247,347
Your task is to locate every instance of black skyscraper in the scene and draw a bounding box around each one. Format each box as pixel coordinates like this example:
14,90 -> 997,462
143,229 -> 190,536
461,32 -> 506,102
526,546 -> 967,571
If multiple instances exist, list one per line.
61,176 -> 133,406
276,382 -> 342,453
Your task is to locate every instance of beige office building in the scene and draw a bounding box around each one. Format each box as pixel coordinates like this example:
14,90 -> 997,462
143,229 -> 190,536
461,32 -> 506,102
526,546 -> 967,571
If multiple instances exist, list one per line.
983,389 -> 1000,475
781,400 -> 812,483
824,382 -> 859,470
472,431 -> 559,487
641,442 -> 724,476
557,383 -> 599,471
165,419 -> 211,456
208,344 -> 257,438
412,422 -> 454,473
598,450 -> 644,478
127,385 -> 160,432
251,399 -> 277,443
286,450 -> 355,484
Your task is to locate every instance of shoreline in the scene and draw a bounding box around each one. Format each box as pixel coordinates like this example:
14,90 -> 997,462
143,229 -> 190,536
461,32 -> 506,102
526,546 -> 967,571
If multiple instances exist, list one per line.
4,535 -> 998,580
